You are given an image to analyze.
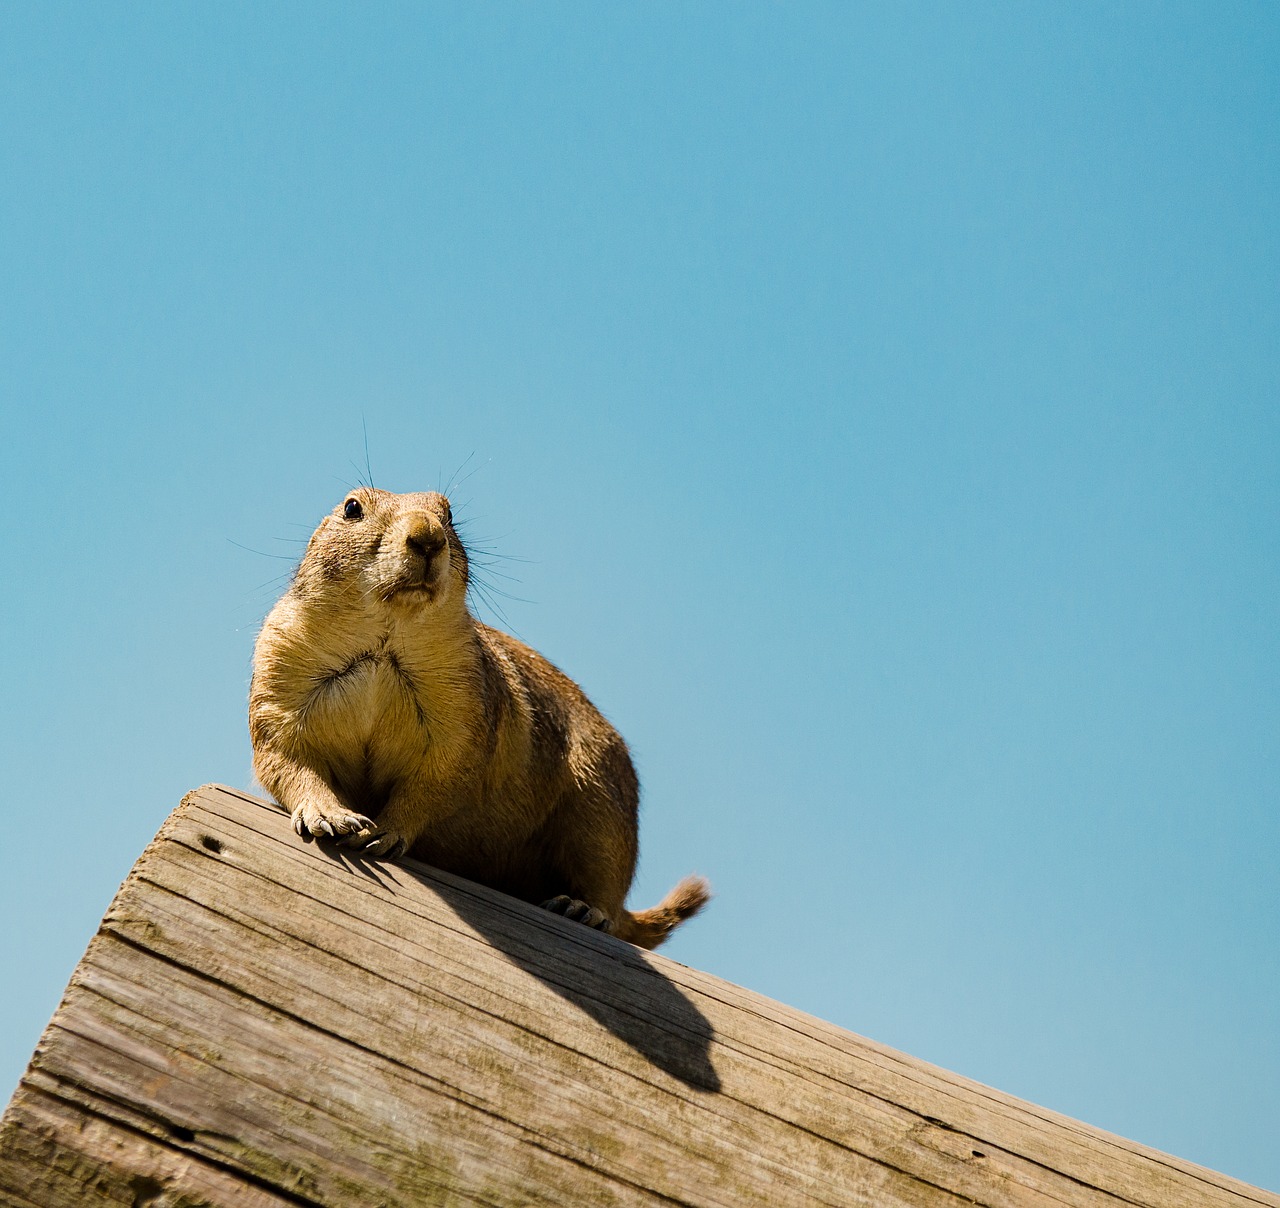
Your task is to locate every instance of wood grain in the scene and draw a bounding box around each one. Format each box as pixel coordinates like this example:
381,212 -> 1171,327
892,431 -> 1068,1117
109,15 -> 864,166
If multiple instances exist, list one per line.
0,784 -> 1274,1207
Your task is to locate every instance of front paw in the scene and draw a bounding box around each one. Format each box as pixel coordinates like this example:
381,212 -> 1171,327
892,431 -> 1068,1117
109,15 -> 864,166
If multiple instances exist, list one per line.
291,802 -> 374,840
337,825 -> 408,861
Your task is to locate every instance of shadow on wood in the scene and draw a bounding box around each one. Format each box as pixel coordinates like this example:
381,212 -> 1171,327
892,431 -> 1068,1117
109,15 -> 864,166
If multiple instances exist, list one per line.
1,784 -> 1276,1207
427,871 -> 720,1093
314,837 -> 722,1093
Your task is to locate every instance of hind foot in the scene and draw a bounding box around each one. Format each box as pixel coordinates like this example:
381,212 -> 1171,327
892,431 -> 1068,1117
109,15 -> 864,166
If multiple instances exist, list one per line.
540,896 -> 612,932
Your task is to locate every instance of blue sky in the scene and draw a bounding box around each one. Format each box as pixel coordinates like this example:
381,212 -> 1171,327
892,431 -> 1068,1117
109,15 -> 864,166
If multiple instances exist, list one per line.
2,1 -> 1277,1190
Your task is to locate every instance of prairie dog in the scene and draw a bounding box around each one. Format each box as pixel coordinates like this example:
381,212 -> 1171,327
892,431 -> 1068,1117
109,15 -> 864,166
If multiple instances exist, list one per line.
249,487 -> 709,949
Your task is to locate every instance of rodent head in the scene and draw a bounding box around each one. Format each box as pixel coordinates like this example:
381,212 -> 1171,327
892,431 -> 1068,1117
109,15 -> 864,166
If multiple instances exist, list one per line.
294,488 -> 469,611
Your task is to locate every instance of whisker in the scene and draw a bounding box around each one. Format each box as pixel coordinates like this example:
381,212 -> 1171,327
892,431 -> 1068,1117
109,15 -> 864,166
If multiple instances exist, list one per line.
468,579 -> 521,634
450,455 -> 488,494
227,538 -> 297,562
443,452 -> 478,498
465,542 -> 533,562
443,456 -> 492,506
362,415 -> 375,489
468,564 -> 523,585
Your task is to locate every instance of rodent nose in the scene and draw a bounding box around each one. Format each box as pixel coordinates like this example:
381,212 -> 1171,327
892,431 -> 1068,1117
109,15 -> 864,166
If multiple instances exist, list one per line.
404,516 -> 446,562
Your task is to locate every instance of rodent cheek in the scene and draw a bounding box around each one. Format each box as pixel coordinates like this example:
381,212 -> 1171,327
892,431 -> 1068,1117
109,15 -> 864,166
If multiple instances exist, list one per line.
371,543 -> 402,586
429,544 -> 452,588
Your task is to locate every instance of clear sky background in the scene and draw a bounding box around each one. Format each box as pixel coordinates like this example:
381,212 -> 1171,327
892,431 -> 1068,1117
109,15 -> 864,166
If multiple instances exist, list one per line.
2,1 -> 1277,1191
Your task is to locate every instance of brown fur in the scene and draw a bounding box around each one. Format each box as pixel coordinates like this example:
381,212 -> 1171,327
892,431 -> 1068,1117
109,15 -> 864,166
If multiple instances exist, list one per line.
249,487 -> 709,949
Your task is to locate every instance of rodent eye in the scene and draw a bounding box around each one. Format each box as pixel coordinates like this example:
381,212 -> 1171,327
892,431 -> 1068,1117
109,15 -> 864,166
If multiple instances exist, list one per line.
442,501 -> 453,524
343,498 -> 363,520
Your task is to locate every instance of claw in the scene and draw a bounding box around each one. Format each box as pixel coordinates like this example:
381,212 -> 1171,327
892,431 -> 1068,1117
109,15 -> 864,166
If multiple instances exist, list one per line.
364,834 -> 407,860
539,897 -> 611,933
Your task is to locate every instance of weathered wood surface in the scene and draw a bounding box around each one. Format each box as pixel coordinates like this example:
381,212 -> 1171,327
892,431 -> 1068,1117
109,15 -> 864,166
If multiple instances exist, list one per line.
1,786 -> 1274,1208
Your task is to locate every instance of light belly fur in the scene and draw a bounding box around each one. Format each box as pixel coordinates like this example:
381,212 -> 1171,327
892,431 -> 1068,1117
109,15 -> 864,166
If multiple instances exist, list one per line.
300,659 -> 430,795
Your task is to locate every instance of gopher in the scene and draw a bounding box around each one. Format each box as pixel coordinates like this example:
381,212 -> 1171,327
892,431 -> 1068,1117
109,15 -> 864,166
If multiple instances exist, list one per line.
249,487 -> 709,949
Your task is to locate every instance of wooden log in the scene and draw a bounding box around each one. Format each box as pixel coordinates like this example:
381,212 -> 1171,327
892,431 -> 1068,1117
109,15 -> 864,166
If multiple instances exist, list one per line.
0,785 -> 1273,1207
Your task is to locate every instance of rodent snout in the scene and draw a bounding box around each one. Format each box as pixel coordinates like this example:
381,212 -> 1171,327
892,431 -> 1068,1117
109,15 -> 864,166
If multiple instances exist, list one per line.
402,514 -> 448,567
369,510 -> 455,601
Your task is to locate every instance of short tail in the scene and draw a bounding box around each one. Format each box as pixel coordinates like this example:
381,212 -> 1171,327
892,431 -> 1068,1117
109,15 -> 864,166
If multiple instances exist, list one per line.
615,875 -> 712,950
